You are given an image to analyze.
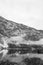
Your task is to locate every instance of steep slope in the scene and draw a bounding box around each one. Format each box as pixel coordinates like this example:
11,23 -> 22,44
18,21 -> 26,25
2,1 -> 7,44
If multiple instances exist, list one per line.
0,16 -> 43,40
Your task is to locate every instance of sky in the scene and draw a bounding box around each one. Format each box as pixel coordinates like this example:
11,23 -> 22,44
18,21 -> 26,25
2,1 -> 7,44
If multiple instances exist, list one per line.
0,0 -> 43,30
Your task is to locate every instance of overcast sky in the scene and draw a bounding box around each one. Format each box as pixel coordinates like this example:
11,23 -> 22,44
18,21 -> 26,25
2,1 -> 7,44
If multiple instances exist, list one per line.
0,0 -> 43,30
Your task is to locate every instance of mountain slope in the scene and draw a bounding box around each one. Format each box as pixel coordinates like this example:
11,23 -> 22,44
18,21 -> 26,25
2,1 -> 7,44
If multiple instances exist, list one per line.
0,16 -> 43,41
0,16 -> 43,65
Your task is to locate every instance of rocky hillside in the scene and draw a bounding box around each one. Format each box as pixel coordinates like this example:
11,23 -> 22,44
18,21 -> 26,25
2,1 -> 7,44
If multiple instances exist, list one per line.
0,16 -> 43,65
0,16 -> 43,41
